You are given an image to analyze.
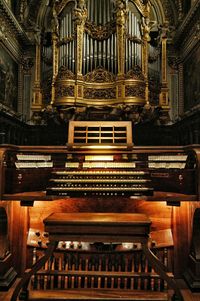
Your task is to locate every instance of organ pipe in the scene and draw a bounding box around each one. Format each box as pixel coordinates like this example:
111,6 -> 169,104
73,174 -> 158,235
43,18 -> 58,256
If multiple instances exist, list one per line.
49,0 -> 165,109
126,7 -> 142,71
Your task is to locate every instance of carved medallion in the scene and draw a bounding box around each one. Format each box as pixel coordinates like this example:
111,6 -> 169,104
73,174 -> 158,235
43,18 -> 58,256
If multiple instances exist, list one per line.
84,67 -> 115,82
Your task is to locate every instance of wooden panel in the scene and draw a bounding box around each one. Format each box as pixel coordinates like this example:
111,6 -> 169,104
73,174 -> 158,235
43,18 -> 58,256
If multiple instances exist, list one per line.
172,202 -> 192,277
10,202 -> 28,275
28,199 -> 172,234
28,289 -> 168,301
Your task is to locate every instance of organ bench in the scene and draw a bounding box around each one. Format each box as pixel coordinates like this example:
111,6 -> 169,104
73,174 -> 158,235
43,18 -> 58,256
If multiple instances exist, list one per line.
11,213 -> 183,301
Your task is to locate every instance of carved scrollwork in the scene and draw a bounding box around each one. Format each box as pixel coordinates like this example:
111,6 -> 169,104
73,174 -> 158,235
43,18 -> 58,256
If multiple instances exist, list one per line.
125,84 -> 145,98
126,34 -> 142,44
132,0 -> 146,16
55,85 -> 74,98
57,66 -> 75,80
57,35 -> 75,47
55,0 -> 69,15
85,20 -> 116,40
125,66 -> 145,80
84,67 -> 115,82
73,0 -> 87,26
84,88 -> 116,99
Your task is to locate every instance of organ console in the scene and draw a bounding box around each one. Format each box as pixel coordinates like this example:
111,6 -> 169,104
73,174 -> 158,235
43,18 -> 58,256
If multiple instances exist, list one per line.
0,121 -> 199,204
1,121 -> 200,300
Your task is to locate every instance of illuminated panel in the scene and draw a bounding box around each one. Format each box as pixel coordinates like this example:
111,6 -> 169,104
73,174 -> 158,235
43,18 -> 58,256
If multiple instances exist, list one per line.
85,155 -> 114,161
68,121 -> 133,148
82,162 -> 136,168
15,162 -> 53,168
65,162 -> 79,168
16,154 -> 51,161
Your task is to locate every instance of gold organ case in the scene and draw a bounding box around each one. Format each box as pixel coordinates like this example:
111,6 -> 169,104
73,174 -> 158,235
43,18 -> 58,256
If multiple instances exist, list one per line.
39,0 -> 167,110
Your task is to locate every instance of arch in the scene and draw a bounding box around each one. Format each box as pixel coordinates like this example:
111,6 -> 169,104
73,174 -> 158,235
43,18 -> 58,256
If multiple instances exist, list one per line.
149,0 -> 166,25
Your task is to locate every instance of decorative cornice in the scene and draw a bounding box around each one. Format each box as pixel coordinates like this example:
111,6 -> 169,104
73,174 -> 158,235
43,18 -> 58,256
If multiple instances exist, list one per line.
174,0 -> 200,46
0,0 -> 30,45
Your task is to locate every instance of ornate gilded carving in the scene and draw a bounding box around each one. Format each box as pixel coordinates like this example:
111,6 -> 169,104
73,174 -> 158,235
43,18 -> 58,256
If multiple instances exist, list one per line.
51,2 -> 60,104
84,88 -> 116,99
73,0 -> 87,75
115,0 -> 128,76
159,22 -> 169,109
126,34 -> 142,44
57,66 -> 75,80
56,85 -> 75,98
125,85 -> 145,98
57,35 -> 75,47
84,67 -> 115,82
125,66 -> 145,80
85,20 -> 116,40
133,0 -> 146,16
55,0 -> 70,15
78,86 -> 82,98
73,0 -> 87,25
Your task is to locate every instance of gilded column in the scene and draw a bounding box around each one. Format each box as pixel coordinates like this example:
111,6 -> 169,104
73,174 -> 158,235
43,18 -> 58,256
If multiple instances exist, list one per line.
116,0 -> 128,101
116,0 -> 127,77
51,5 -> 59,104
74,0 -> 87,77
159,22 -> 169,111
32,30 -> 43,111
141,3 -> 151,103
73,0 -> 87,101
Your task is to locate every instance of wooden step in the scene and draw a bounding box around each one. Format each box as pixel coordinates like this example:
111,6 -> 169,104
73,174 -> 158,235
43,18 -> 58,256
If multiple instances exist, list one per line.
28,289 -> 168,301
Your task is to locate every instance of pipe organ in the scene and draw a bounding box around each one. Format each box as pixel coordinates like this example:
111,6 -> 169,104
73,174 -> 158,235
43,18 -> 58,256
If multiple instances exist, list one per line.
59,2 -> 76,74
43,0 -> 166,109
126,2 -> 142,72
